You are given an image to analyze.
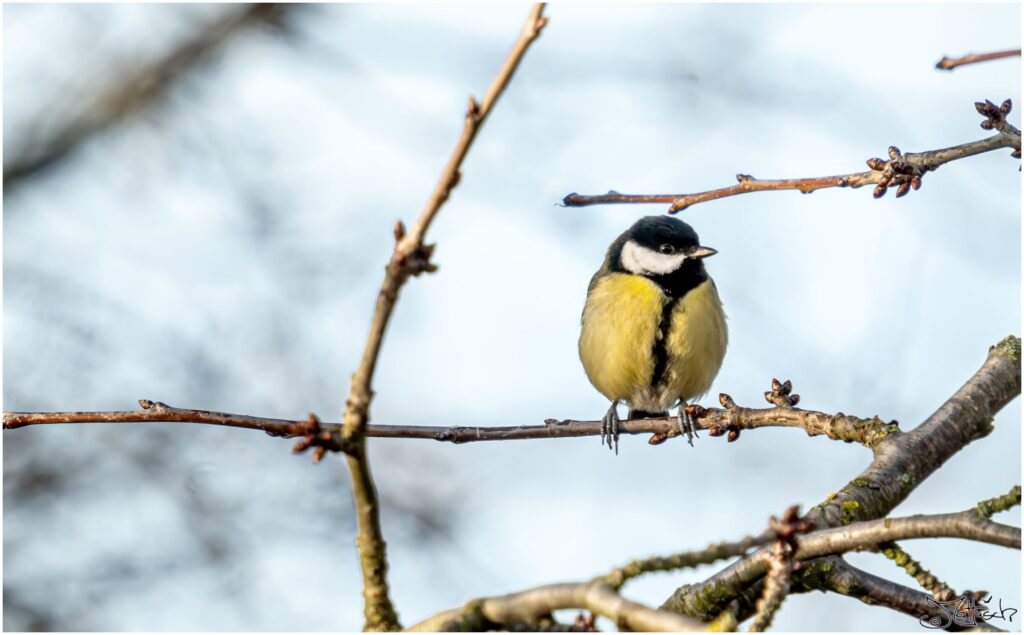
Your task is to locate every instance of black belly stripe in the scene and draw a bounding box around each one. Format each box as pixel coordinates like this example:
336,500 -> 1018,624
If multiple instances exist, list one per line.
649,295 -> 681,390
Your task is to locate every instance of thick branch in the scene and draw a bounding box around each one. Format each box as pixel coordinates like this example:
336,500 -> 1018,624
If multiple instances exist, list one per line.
664,341 -> 1021,621
3,4 -> 288,191
804,336 -> 1019,529
792,557 -> 1003,632
562,100 -> 1020,213
936,48 -> 1021,71
335,6 -> 547,630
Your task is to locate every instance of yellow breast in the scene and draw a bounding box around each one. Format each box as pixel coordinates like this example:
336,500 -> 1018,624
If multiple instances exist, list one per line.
579,273 -> 665,402
579,273 -> 727,408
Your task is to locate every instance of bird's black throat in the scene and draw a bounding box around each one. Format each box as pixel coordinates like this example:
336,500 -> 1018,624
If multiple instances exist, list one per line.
648,260 -> 708,391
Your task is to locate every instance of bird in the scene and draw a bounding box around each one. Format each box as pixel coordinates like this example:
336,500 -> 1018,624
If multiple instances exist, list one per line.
578,215 -> 727,454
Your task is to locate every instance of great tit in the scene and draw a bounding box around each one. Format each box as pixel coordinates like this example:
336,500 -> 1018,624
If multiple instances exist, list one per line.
579,215 -> 727,453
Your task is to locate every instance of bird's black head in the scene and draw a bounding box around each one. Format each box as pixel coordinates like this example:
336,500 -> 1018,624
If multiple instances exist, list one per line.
609,216 -> 717,297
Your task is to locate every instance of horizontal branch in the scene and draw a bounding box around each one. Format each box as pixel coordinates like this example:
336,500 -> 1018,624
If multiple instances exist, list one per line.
562,99 -> 1020,213
936,48 -> 1021,71
2,380 -> 899,451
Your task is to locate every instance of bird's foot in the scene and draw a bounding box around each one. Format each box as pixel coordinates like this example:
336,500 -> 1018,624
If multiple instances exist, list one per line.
676,403 -> 705,447
601,402 -> 620,455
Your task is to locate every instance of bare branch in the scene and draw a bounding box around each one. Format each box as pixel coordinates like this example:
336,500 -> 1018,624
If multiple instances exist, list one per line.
3,4 -> 288,191
869,477 -> 1022,612
670,498 -> 1020,624
748,545 -> 792,632
748,506 -> 814,631
792,557 -> 1004,632
333,5 -> 547,630
3,379 -> 899,450
406,581 -> 705,632
562,100 -> 1020,213
664,336 -> 1020,621
937,48 -> 1021,71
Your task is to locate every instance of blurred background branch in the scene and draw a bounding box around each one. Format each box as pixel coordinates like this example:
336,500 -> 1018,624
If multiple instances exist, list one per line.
3,3 -> 292,192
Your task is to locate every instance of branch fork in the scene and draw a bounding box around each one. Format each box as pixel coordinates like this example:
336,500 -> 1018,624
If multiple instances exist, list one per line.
749,505 -> 815,631
392,220 -> 439,282
976,99 -> 1022,159
290,413 -> 350,462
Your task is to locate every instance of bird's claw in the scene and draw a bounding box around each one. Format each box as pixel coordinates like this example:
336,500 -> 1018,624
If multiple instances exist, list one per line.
602,403 -> 620,455
677,404 -> 701,447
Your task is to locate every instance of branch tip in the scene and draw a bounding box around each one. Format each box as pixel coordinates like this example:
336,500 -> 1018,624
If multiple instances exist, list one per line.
937,49 -> 1021,71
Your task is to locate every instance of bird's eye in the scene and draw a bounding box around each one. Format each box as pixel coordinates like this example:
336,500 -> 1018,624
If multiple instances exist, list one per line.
658,244 -> 675,255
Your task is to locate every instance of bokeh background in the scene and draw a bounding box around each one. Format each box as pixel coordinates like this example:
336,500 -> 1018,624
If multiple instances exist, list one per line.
3,3 -> 1020,631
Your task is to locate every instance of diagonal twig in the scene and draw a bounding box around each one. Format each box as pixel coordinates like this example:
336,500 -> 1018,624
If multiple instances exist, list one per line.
562,99 -> 1020,213
334,5 -> 548,630
879,542 -> 958,602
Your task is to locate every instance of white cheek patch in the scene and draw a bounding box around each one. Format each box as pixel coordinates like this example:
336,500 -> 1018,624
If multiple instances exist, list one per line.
620,240 -> 687,275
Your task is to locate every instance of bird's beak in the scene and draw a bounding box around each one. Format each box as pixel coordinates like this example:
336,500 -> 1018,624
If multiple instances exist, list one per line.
688,245 -> 718,259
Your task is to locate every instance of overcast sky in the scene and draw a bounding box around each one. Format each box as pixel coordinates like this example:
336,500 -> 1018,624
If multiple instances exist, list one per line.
4,3 -> 1021,631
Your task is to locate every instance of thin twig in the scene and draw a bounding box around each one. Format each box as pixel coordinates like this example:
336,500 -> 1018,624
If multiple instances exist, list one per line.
748,544 -> 792,632
936,48 -> 1021,71
748,506 -> 813,631
601,532 -> 771,591
562,100 -> 1020,213
334,5 -> 548,630
879,542 -> 958,602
